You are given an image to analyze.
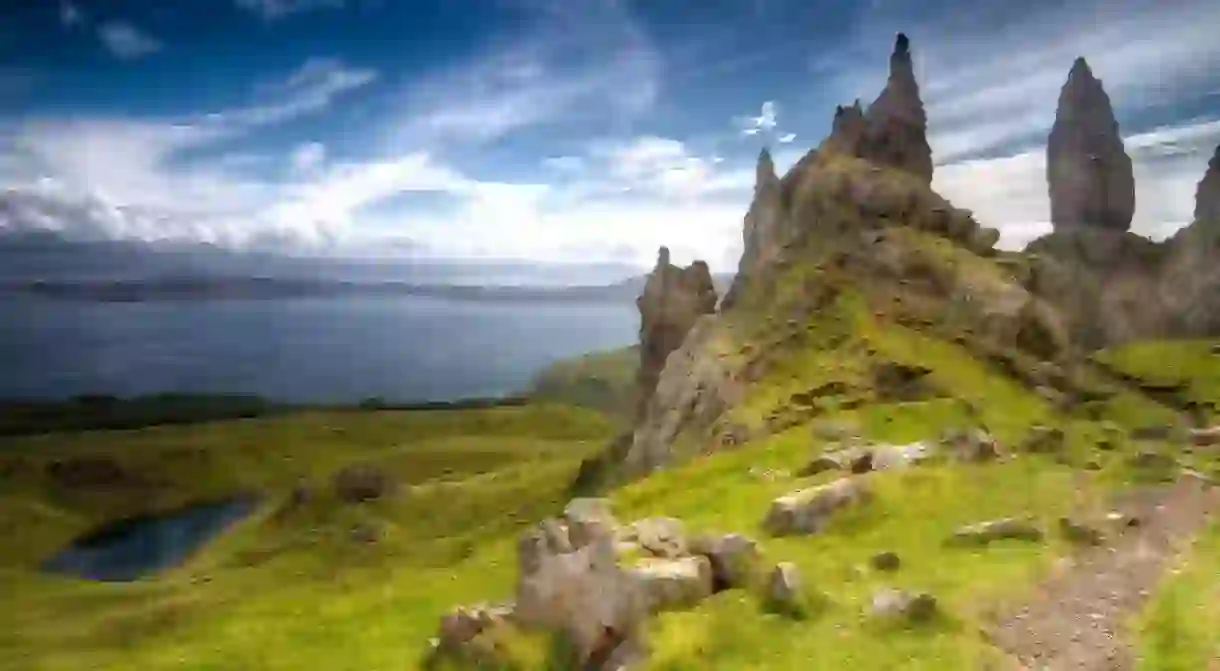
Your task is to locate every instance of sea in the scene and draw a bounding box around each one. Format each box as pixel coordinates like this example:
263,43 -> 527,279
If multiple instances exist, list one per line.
0,294 -> 638,403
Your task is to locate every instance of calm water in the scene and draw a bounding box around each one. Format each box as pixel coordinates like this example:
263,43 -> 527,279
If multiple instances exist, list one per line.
41,498 -> 258,581
0,295 -> 638,403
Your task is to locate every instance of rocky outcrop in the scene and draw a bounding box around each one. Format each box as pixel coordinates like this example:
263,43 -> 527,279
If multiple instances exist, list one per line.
816,33 -> 932,185
634,247 -> 718,418
722,149 -> 782,309
764,476 -> 874,536
1046,58 -> 1135,232
858,33 -> 934,184
1195,144 -> 1220,225
1160,144 -> 1220,336
623,316 -> 743,475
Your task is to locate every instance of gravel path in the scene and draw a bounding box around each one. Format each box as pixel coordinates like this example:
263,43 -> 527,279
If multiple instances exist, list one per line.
988,473 -> 1218,671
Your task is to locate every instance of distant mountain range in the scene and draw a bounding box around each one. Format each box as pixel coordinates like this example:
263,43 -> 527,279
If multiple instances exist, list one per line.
0,229 -> 733,303
1,273 -> 735,303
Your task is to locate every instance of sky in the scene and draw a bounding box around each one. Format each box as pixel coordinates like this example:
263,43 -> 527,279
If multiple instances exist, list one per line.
1,0 -> 1218,272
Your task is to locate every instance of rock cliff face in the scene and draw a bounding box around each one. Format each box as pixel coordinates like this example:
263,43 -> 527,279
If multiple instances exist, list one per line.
1159,144 -> 1220,336
814,33 -> 932,184
1046,58 -> 1135,232
858,33 -> 934,185
722,149 -> 782,309
1195,145 -> 1220,225
634,247 -> 719,418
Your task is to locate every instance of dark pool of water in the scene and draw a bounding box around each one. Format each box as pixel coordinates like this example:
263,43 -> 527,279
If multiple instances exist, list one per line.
41,498 -> 258,581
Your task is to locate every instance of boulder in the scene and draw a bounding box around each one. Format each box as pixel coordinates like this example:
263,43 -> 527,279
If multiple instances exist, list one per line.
1128,449 -> 1177,471
331,464 -> 397,503
689,533 -> 760,590
627,556 -> 714,613
870,551 -> 901,572
631,517 -> 688,559
871,442 -> 935,471
942,428 -> 1002,462
514,532 -> 646,665
869,588 -> 938,622
950,517 -> 1044,545
1189,426 -> 1220,447
1046,58 -> 1135,232
765,562 -> 805,616
969,227 -> 1001,255
764,476 -> 873,536
1058,516 -> 1105,546
564,498 -> 619,549
799,445 -> 874,476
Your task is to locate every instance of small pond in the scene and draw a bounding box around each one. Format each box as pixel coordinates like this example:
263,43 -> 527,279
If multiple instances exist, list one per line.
41,497 -> 258,581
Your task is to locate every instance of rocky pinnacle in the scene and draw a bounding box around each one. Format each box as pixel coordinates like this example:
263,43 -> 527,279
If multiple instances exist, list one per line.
858,32 -> 934,184
1194,144 -> 1220,225
1046,57 -> 1135,232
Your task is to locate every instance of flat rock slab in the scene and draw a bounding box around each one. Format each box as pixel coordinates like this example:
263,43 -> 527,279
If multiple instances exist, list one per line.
628,555 -> 713,613
989,478 -> 1220,670
764,476 -> 873,536
950,517 -> 1044,546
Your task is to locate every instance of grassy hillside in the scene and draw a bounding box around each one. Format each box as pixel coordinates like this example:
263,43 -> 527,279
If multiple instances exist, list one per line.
526,345 -> 639,422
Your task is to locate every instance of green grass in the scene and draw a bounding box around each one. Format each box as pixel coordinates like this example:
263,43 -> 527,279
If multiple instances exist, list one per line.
526,346 -> 640,421
1135,521 -> 1220,670
1095,339 -> 1220,421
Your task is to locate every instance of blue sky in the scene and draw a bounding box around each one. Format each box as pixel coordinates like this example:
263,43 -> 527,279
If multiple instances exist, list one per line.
1,0 -> 1218,271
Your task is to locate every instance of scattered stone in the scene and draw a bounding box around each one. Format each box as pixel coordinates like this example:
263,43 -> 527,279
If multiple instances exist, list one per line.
631,517 -> 687,559
764,476 -> 873,536
766,562 -> 805,616
434,602 -> 516,652
628,556 -> 714,614
1189,426 -> 1220,447
1130,424 -> 1176,442
689,533 -> 760,590
1058,516 -> 1105,546
870,551 -> 901,572
564,498 -> 619,549
514,530 -> 646,665
1023,425 -> 1066,454
869,588 -> 938,622
950,517 -> 1044,545
1127,450 -> 1177,471
812,420 -> 861,443
1083,458 -> 1103,471
331,464 -> 398,503
942,428 -> 1002,462
871,442 -> 935,471
799,445 -> 873,477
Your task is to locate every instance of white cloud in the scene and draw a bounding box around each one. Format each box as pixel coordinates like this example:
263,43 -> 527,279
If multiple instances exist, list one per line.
290,142 -> 327,175
235,0 -> 345,20
97,21 -> 163,60
778,133 -> 796,144
934,117 -> 1220,249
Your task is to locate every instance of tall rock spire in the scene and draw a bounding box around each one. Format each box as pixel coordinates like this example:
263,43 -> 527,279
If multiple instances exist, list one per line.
1046,57 -> 1135,232
858,32 -> 934,184
721,148 -> 782,309
1194,144 -> 1220,225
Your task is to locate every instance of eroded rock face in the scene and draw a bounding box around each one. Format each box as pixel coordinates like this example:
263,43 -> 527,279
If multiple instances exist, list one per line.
635,247 -> 719,418
1195,145 -> 1220,225
817,34 -> 932,185
1046,58 -> 1135,232
723,149 -> 783,308
858,33 -> 934,185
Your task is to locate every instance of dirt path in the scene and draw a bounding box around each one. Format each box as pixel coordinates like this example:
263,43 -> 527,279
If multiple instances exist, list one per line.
988,473 -> 1219,671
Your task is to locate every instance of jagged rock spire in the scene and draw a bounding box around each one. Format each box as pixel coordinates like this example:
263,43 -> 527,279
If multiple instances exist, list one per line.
1046,57 -> 1135,232
1195,144 -> 1220,224
820,33 -> 932,183
634,249 -> 717,419
756,147 -> 777,190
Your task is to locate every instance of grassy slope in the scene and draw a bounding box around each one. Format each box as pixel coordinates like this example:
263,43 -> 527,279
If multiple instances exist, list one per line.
0,405 -> 614,670
526,345 -> 640,422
